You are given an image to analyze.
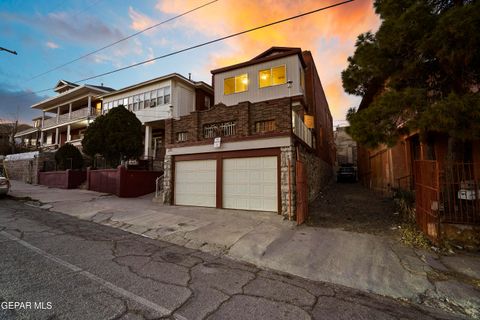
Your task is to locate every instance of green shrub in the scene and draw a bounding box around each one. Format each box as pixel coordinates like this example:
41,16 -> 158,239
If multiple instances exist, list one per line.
55,143 -> 84,170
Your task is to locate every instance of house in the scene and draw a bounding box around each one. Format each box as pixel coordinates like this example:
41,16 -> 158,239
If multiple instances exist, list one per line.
334,126 -> 357,167
14,117 -> 44,150
162,47 -> 334,219
100,73 -> 213,170
0,122 -> 32,155
19,80 -> 115,151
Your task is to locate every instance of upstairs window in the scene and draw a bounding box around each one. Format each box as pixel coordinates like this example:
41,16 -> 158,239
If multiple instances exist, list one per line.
224,74 -> 248,95
259,65 -> 286,88
176,132 -> 188,142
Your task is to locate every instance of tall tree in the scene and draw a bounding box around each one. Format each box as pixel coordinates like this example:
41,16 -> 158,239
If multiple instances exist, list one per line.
82,106 -> 143,167
342,0 -> 480,159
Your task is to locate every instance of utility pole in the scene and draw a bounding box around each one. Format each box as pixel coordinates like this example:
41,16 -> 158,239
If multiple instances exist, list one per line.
0,47 -> 17,55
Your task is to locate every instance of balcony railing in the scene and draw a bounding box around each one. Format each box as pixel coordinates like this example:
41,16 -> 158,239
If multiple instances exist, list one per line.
204,121 -> 236,138
292,111 -> 313,148
42,107 -> 97,129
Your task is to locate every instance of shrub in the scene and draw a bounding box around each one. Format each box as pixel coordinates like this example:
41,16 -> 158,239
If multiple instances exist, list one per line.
55,143 -> 84,170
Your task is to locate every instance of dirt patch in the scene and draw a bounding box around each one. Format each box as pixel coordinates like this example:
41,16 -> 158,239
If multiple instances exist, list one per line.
307,182 -> 402,236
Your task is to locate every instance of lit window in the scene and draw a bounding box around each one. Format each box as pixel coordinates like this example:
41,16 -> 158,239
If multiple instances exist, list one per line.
224,74 -> 248,95
259,69 -> 271,88
258,65 -> 286,88
224,77 -> 235,95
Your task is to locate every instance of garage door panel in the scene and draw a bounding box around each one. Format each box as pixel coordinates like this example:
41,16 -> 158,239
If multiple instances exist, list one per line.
223,156 -> 278,212
175,160 -> 216,207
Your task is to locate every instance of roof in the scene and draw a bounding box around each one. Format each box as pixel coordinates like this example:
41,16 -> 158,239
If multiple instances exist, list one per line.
101,73 -> 213,98
211,47 -> 307,74
31,83 -> 116,110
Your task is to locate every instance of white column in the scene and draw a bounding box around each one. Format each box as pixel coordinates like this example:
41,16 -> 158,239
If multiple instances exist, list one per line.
67,124 -> 71,142
55,127 -> 59,146
41,111 -> 45,128
144,125 -> 152,158
68,103 -> 72,120
87,96 -> 92,116
40,131 -> 44,146
56,106 -> 60,123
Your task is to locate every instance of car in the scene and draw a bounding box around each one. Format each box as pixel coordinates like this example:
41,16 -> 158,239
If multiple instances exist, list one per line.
0,166 -> 10,196
337,166 -> 357,182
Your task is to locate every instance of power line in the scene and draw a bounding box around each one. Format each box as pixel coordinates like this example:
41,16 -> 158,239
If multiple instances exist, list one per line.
25,0 -> 219,82
0,47 -> 17,55
27,0 -> 354,96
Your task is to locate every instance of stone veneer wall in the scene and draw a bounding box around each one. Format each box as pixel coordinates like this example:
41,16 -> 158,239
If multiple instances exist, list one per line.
4,152 -> 55,184
297,143 -> 334,202
280,145 -> 296,219
162,155 -> 173,204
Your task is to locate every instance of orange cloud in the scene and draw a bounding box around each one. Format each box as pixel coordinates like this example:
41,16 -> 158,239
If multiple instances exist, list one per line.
157,0 -> 380,120
129,6 -> 157,32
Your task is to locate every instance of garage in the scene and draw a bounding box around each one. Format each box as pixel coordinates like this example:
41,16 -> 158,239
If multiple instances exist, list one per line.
175,160 -> 216,207
223,157 -> 278,212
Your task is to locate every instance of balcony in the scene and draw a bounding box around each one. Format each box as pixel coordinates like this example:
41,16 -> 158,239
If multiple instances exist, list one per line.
292,111 -> 313,148
42,107 -> 99,129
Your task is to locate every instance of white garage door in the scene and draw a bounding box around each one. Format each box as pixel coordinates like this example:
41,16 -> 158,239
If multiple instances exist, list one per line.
175,160 -> 216,207
223,157 -> 278,212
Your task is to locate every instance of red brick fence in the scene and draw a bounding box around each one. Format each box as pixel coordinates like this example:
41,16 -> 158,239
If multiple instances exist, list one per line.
38,170 -> 86,189
87,166 -> 162,197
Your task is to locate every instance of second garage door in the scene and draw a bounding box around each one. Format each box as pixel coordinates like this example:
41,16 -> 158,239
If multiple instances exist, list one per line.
175,160 -> 216,207
223,157 -> 278,212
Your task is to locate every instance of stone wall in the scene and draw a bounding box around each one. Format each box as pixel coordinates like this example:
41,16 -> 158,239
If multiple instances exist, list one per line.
298,143 -> 334,203
162,155 -> 173,204
4,152 -> 55,184
280,145 -> 296,219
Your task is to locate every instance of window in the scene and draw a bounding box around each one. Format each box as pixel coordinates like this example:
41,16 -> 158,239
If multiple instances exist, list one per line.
123,98 -> 128,107
224,74 -> 248,94
145,92 -> 151,108
164,86 -> 171,104
113,100 -> 118,108
133,95 -> 139,110
139,93 -> 144,109
128,96 -> 133,111
255,120 -> 276,133
150,90 -> 157,108
259,65 -> 286,88
176,132 -> 188,142
204,121 -> 236,138
204,96 -> 211,109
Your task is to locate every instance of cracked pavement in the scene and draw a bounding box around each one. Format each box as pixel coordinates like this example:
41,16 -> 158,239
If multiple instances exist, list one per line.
0,199 -> 464,320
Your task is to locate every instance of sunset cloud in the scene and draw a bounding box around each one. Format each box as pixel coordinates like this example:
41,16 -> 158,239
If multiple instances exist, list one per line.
156,0 -> 380,120
129,6 -> 157,32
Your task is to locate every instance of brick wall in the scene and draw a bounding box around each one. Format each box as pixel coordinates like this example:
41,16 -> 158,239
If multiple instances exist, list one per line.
165,96 -> 297,148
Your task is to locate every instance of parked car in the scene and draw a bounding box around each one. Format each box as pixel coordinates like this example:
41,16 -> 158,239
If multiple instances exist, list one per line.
0,165 -> 10,196
337,166 -> 356,182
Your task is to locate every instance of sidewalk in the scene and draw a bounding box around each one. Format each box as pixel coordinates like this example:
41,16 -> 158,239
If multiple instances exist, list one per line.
8,181 -> 480,318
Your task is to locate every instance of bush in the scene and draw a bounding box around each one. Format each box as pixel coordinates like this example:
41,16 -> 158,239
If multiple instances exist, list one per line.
55,143 -> 84,170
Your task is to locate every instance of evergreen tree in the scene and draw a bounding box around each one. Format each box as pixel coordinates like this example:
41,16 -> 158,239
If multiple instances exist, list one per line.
342,0 -> 480,159
82,106 -> 143,167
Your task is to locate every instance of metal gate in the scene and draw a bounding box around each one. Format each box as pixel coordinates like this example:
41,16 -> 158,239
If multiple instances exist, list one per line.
296,160 -> 308,225
414,160 -> 440,242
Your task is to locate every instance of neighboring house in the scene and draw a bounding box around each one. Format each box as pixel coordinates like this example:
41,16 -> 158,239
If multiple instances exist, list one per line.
163,47 -> 334,218
20,80 -> 115,151
334,126 -> 357,167
101,73 -> 213,170
14,117 -> 44,150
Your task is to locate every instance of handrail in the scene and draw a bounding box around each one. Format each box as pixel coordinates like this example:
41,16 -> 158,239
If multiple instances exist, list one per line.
155,174 -> 164,198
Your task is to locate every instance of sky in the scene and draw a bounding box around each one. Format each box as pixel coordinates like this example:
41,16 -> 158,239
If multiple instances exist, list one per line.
0,0 -> 380,125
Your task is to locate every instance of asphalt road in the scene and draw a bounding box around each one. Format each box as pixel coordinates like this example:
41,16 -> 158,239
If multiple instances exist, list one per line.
0,198 -> 462,320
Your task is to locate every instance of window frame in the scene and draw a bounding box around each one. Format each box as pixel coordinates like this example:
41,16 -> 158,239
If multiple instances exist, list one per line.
258,64 -> 287,89
224,73 -> 249,95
